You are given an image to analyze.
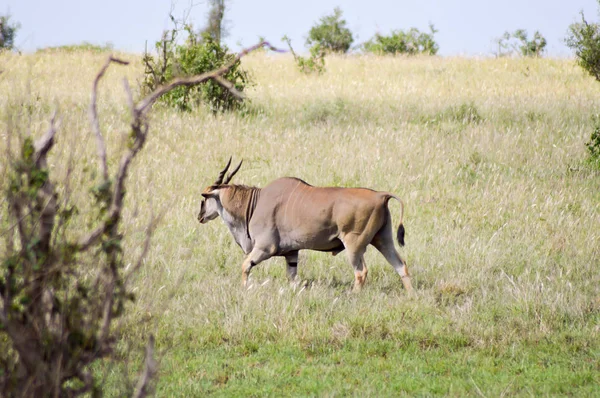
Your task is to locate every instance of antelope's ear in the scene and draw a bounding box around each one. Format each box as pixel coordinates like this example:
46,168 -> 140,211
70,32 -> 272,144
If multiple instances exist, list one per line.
201,189 -> 219,198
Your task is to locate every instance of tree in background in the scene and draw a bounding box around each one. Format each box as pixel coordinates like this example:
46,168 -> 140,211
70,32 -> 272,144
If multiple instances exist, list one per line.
0,13 -> 21,51
494,30 -> 546,57
306,7 -> 353,54
566,8 -> 600,82
566,3 -> 600,164
362,24 -> 439,55
200,0 -> 228,44
514,30 -> 546,57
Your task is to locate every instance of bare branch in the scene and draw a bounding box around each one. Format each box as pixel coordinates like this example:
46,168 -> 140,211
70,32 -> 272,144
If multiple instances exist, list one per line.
76,223 -> 106,251
142,41 -> 157,82
123,78 -> 135,118
212,75 -> 245,100
34,112 -> 58,163
90,55 -> 129,182
132,335 -> 157,398
33,113 -> 60,253
125,207 -> 166,285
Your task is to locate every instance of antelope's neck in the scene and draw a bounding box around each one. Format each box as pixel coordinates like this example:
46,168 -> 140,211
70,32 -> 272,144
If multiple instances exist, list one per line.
218,185 -> 261,254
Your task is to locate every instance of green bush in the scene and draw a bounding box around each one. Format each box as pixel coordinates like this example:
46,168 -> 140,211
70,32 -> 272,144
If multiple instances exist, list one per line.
587,115 -> 600,162
566,9 -> 600,82
566,3 -> 600,165
495,30 -> 546,57
306,7 -> 353,54
0,13 -> 20,51
515,30 -> 546,57
142,24 -> 251,113
363,24 -> 439,55
282,35 -> 325,74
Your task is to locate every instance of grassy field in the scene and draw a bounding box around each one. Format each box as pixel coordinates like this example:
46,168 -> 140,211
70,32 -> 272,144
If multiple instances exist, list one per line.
1,50 -> 599,395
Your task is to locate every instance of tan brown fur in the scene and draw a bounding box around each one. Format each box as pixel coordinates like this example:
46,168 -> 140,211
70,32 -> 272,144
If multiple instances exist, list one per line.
218,185 -> 260,224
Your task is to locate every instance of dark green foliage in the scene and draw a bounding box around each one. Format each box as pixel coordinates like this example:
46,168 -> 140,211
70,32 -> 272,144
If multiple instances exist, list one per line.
306,7 -> 353,54
566,4 -> 600,164
142,23 -> 250,113
282,35 -> 325,74
363,24 -> 439,55
0,13 -> 20,51
587,115 -> 600,163
496,30 -> 546,57
514,30 -> 546,57
566,9 -> 600,82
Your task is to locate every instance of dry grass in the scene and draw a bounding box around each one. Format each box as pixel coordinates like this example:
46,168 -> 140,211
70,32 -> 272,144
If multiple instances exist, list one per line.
1,51 -> 599,395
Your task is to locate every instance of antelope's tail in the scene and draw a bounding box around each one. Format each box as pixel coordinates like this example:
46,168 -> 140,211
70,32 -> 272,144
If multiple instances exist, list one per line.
385,194 -> 405,247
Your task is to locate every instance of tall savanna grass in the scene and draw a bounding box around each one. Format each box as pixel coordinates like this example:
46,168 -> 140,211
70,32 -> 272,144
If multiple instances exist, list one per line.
1,50 -> 598,395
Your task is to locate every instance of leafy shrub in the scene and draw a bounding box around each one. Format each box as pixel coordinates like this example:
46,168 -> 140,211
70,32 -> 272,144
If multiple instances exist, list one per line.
566,10 -> 600,82
282,35 -> 325,74
142,23 -> 250,113
587,115 -> 600,162
515,30 -> 546,57
566,5 -> 600,165
0,13 -> 20,51
363,24 -> 439,55
306,7 -> 353,53
495,30 -> 546,57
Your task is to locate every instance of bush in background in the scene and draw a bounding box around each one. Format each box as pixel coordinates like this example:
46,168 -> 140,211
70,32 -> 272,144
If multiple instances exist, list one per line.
566,3 -> 600,166
587,115 -> 600,165
514,30 -> 547,57
282,35 -> 325,74
363,24 -> 439,55
566,9 -> 600,82
495,30 -> 547,57
142,22 -> 250,113
306,7 -> 353,54
0,13 -> 20,51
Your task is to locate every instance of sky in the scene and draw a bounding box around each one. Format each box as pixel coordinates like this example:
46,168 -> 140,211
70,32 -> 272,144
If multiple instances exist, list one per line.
3,0 -> 600,56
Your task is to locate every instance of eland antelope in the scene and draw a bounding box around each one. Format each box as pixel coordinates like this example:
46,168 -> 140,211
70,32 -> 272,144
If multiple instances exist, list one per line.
198,158 -> 413,292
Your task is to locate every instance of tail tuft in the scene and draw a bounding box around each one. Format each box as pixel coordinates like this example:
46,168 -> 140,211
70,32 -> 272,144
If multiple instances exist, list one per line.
397,223 -> 405,247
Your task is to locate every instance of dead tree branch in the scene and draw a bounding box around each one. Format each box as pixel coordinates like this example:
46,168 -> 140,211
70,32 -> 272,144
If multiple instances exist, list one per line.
90,56 -> 129,182
132,335 -> 157,398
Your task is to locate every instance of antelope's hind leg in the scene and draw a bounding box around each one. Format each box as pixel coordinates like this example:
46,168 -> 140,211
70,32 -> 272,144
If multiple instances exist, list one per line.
284,251 -> 299,282
372,224 -> 414,293
346,249 -> 368,292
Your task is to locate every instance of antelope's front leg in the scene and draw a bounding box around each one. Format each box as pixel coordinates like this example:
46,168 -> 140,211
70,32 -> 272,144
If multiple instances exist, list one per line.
241,248 -> 272,287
